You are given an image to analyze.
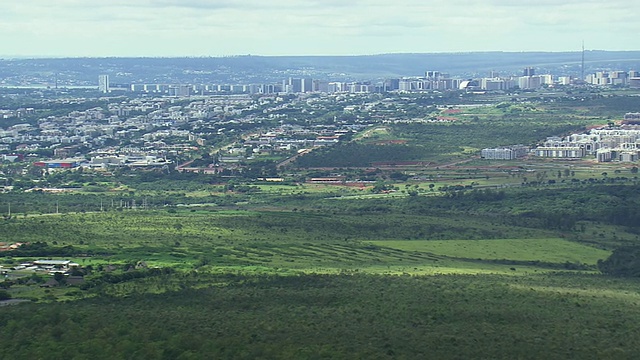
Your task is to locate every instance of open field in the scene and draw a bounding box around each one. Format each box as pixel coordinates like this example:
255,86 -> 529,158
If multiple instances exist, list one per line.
3,181 -> 639,278
0,193 -> 629,310
0,209 -> 564,275
369,239 -> 611,266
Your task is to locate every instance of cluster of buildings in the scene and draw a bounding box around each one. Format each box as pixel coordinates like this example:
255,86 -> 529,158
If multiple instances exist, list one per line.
585,71 -> 640,86
482,114 -> 640,163
127,77 -> 386,95
33,154 -> 171,170
1,260 -> 87,288
8,260 -> 79,274
178,124 -> 357,174
0,95 -> 272,166
399,69 -> 558,92
243,126 -> 350,150
5,68 -> 640,179
108,66 -> 640,97
0,108 -> 35,119
534,116 -> 640,162
1,88 -> 382,176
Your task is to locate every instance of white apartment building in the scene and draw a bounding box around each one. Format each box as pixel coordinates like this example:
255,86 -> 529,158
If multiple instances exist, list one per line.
481,145 -> 529,160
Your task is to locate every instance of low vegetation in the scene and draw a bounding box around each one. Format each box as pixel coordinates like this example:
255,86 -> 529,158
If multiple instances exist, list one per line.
3,92 -> 640,358
2,273 -> 640,359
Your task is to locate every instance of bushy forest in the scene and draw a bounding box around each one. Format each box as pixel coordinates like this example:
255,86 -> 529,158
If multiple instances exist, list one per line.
2,273 -> 640,359
296,119 -> 585,167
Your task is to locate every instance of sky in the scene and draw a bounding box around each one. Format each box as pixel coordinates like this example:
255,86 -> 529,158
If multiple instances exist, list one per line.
0,0 -> 637,57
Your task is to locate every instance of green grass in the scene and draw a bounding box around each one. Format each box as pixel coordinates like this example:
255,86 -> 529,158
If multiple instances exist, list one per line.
370,239 -> 611,265
0,209 -> 589,280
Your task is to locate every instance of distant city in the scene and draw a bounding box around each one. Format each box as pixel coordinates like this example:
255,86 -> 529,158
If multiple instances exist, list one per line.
96,67 -> 640,96
2,52 -> 640,183
3,51 -> 640,89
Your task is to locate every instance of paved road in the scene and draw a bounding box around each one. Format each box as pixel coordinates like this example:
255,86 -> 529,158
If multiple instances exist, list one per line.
277,148 -> 314,168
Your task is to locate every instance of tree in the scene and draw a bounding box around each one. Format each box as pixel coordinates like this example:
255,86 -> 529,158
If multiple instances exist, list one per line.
631,167 -> 638,174
53,272 -> 66,284
598,246 -> 640,277
0,290 -> 11,300
371,181 -> 389,194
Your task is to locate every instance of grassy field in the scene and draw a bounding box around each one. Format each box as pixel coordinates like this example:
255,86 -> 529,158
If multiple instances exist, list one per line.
369,238 -> 611,265
0,208 -> 614,291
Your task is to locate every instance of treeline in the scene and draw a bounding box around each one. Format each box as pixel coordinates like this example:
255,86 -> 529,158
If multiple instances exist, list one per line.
0,190 -> 237,214
394,122 -> 584,150
419,185 -> 640,230
296,142 -> 432,168
295,119 -> 585,167
318,184 -> 640,234
80,267 -> 176,290
598,247 -> 640,277
554,94 -> 640,116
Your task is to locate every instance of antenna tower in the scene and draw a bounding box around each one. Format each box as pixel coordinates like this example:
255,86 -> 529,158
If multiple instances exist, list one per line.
581,41 -> 585,81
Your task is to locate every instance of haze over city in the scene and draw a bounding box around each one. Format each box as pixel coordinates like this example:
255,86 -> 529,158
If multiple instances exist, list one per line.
1,0 -> 637,58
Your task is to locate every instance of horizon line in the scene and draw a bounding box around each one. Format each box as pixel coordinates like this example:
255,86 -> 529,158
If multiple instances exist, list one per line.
1,49 -> 638,60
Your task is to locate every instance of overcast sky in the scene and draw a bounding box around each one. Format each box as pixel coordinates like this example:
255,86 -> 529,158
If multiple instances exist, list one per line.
1,0 -> 637,57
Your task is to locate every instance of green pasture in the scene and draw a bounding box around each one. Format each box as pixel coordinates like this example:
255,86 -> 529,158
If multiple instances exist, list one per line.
0,208 -> 583,278
0,209 -> 557,247
257,183 -> 356,194
370,239 -> 611,266
1,220 -> 606,284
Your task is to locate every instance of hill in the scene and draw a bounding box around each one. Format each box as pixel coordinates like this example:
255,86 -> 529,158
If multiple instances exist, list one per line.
2,51 -> 640,85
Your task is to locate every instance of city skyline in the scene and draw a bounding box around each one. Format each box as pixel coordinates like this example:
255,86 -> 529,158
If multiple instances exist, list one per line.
1,0 -> 638,58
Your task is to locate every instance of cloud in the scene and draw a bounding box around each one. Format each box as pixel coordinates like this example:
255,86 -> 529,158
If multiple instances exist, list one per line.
0,0 -> 638,56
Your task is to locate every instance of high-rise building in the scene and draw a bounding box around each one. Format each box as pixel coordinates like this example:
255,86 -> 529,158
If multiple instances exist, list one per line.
425,71 -> 440,79
312,80 -> 329,92
539,74 -> 553,85
481,78 -> 505,91
168,85 -> 191,96
283,77 -> 314,93
98,75 -> 110,93
283,78 -> 300,93
558,76 -> 572,85
301,77 -> 313,93
523,67 -> 535,76
518,75 -> 542,89
610,71 -> 628,85
383,79 -> 400,91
